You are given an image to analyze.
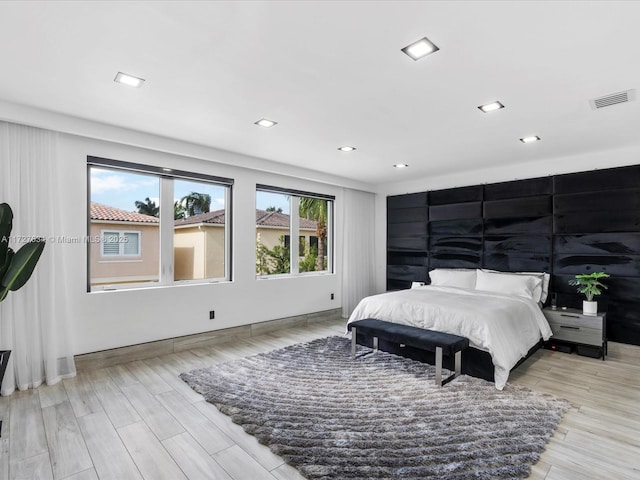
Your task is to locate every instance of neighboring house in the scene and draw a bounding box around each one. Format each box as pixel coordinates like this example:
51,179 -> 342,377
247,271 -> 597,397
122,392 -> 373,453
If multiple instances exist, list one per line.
89,203 -> 160,287
90,204 -> 318,286
173,209 -> 227,280
254,209 -> 318,255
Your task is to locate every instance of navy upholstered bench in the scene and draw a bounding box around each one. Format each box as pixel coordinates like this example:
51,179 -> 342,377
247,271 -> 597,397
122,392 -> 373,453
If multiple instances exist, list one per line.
348,319 -> 469,387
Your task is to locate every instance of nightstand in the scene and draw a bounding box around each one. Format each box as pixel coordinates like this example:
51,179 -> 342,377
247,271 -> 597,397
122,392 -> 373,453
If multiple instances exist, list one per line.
542,307 -> 607,360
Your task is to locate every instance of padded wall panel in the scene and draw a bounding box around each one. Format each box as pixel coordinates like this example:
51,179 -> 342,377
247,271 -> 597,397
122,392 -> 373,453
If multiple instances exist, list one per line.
430,253 -> 481,269
483,254 -> 551,273
386,195 -> 430,291
387,279 -> 410,291
484,216 -> 553,235
554,233 -> 640,255
607,301 -> 640,345
554,255 -> 640,277
484,195 -> 551,219
554,189 -> 640,214
388,206 -> 429,224
554,165 -> 640,194
387,265 -> 429,283
388,192 -> 428,208
554,274 -> 640,302
554,211 -> 640,233
484,177 -> 552,200
429,219 -> 483,235
485,236 -> 552,254
430,236 -> 482,254
428,186 -> 482,205
387,164 -> 640,345
387,253 -> 428,267
429,202 -> 482,221
387,222 -> 428,251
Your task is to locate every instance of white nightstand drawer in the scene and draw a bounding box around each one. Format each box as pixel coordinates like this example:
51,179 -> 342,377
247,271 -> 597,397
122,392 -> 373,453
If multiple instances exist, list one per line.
549,323 -> 602,346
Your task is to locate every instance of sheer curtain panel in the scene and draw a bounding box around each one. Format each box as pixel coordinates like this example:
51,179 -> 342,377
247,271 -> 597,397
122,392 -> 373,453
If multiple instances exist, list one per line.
0,121 -> 76,395
340,188 -> 376,317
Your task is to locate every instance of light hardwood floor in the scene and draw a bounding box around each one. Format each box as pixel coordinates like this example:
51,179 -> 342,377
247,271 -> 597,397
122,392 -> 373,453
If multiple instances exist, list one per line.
1,318 -> 639,480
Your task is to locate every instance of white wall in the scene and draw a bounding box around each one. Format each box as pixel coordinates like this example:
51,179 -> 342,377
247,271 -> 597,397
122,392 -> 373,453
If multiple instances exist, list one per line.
55,133 -> 346,354
372,144 -> 640,293
0,100 -> 380,355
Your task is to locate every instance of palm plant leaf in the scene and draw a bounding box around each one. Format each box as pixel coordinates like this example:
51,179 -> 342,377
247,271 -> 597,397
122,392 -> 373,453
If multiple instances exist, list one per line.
0,203 -> 13,266
1,239 -> 45,293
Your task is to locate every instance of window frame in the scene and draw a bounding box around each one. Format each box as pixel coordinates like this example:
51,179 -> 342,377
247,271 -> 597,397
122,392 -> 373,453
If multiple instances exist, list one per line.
88,156 -> 233,292
255,184 -> 334,279
100,229 -> 141,258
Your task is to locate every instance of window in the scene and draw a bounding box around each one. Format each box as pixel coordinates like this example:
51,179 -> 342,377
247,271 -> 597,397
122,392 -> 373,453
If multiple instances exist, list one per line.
256,191 -> 291,275
88,157 -> 232,291
174,178 -> 228,281
256,185 -> 334,277
101,230 -> 140,257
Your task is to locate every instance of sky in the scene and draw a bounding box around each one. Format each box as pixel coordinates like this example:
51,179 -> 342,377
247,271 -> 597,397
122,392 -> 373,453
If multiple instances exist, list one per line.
90,167 -> 290,213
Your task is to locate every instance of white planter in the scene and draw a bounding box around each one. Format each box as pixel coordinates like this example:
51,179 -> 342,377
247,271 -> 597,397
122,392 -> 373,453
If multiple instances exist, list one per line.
583,300 -> 598,316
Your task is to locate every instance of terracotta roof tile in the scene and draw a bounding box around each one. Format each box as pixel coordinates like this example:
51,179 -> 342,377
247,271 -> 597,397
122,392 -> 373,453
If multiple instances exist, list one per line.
176,209 -> 317,229
90,202 -> 159,223
174,209 -> 226,226
254,209 -> 317,229
91,204 -> 318,229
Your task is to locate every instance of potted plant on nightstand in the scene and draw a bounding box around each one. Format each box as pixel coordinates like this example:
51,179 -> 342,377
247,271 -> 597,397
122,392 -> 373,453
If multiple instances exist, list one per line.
569,272 -> 609,316
0,203 -> 46,436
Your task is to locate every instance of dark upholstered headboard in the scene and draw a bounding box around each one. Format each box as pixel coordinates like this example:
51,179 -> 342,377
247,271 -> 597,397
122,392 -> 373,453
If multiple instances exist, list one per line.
386,164 -> 640,346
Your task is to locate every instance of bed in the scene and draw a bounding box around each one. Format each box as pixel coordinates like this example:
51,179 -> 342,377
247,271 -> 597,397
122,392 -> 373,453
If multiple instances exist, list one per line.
347,269 -> 553,389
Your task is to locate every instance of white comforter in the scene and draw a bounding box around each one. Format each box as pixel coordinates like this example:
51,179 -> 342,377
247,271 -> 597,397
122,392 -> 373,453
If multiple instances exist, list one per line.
347,286 -> 552,389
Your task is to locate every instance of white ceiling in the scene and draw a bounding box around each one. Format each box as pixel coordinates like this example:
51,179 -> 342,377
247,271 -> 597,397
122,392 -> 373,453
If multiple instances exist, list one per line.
1,1 -> 640,186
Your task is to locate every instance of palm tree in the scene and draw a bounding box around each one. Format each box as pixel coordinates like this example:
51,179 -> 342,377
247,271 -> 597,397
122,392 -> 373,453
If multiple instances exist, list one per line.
180,192 -> 211,217
299,198 -> 327,271
174,201 -> 186,220
134,197 -> 159,217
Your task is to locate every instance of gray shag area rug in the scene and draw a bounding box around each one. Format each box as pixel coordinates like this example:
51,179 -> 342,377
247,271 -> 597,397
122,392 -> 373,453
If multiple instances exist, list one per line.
180,336 -> 569,480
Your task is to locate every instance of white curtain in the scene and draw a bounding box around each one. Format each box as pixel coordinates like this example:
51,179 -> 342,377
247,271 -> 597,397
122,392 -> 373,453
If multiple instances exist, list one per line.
340,188 -> 376,317
0,121 -> 76,395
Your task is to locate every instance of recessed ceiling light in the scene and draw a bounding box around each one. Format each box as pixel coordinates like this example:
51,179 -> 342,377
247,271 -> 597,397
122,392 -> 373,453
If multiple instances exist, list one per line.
254,118 -> 278,128
394,163 -> 409,168
338,146 -> 356,152
114,72 -> 145,88
162,168 -> 173,172
520,136 -> 541,143
478,101 -> 505,113
401,37 -> 439,61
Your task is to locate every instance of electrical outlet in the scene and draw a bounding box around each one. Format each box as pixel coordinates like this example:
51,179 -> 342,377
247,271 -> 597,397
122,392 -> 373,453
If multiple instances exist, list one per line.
209,310 -> 215,320
330,293 -> 334,300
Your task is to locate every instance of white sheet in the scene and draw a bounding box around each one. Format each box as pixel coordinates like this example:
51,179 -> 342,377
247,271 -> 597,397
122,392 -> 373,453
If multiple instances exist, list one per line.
347,286 -> 552,389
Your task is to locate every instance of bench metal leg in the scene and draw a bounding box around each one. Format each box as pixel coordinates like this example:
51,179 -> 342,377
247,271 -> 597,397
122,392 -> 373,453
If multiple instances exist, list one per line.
435,346 -> 443,387
436,348 -> 463,387
373,336 -> 378,352
351,327 -> 357,358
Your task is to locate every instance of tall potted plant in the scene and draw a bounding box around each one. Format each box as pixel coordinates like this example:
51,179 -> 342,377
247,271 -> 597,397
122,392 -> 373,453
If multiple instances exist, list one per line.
569,272 -> 609,316
0,203 -> 46,400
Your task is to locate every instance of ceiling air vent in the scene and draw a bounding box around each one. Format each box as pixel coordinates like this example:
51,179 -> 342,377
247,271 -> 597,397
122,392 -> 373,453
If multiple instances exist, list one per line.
590,89 -> 636,110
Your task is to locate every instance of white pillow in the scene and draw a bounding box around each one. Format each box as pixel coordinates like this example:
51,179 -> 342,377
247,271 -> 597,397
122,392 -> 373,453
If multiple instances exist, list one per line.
429,269 -> 477,289
520,271 -> 550,303
475,269 -> 541,301
482,269 -> 549,303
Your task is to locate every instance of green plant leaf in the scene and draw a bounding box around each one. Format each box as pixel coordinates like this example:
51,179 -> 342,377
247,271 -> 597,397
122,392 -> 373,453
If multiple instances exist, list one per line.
568,272 -> 609,301
0,203 -> 13,266
0,248 -> 14,281
0,239 -> 45,292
